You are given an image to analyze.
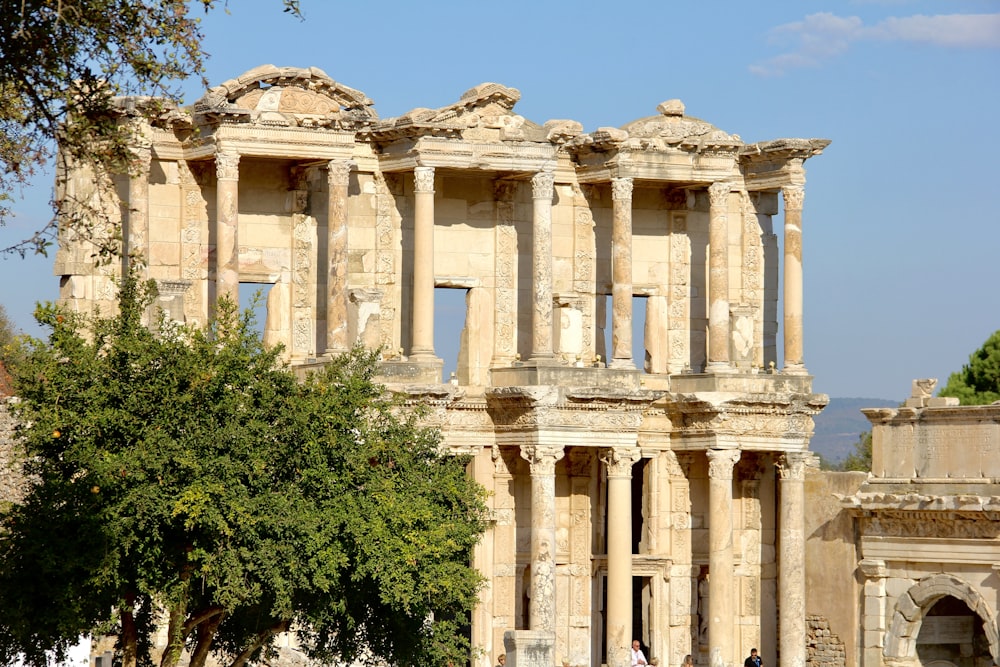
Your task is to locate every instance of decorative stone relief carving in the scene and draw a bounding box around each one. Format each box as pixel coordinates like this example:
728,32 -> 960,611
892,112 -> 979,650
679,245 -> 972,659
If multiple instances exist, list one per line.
215,151 -> 240,181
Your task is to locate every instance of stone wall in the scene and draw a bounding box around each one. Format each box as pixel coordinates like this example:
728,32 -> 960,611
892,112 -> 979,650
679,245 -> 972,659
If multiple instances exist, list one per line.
806,615 -> 846,667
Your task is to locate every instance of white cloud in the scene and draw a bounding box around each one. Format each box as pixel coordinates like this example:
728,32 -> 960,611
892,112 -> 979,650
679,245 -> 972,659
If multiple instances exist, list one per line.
751,12 -> 1000,76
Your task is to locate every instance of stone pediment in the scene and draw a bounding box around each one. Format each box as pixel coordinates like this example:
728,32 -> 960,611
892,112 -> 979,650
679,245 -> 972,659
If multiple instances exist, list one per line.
569,99 -> 742,154
193,65 -> 377,129
372,82 -> 556,143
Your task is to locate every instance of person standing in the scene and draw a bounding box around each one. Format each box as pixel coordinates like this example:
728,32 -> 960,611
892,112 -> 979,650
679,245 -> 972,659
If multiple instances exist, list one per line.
744,648 -> 762,667
631,640 -> 648,666
496,654 -> 506,667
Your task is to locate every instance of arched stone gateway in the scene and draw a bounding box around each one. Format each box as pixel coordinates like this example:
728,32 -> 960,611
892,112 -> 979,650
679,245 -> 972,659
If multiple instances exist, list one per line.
885,573 -> 1000,665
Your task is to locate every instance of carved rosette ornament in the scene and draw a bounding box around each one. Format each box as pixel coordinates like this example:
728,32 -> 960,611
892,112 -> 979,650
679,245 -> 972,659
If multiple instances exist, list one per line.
531,170 -> 555,201
707,448 -> 740,480
414,166 -> 435,193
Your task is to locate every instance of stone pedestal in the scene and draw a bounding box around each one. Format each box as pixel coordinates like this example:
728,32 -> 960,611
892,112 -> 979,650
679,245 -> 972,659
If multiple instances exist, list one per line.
504,630 -> 556,667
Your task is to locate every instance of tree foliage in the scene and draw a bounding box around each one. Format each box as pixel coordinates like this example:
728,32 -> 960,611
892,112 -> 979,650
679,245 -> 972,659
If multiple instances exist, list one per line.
839,430 -> 872,472
939,330 -> 1000,406
0,275 -> 487,667
0,0 -> 300,256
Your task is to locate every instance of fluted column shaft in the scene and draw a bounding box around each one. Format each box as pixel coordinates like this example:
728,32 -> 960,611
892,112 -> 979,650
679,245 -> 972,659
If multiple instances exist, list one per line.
531,171 -> 555,361
521,444 -> 565,632
610,177 -> 634,368
707,183 -> 731,371
782,185 -> 805,372
325,161 -> 351,355
125,143 -> 151,276
215,150 -> 240,306
411,166 -> 436,360
778,453 -> 808,667
602,446 -> 641,667
707,448 -> 740,667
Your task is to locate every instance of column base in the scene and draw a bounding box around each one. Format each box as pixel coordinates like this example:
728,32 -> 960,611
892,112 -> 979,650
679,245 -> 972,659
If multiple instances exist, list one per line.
782,362 -> 808,375
705,361 -> 736,374
608,357 -> 635,370
503,630 -> 555,667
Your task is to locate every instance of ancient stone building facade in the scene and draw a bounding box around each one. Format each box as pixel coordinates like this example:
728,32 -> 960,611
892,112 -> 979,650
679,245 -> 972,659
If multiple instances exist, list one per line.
806,381 -> 1000,667
54,65 -> 831,667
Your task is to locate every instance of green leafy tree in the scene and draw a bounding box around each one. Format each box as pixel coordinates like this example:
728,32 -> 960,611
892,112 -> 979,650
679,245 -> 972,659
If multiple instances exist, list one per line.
0,0 -> 300,256
839,430 -> 872,472
939,330 -> 1000,405
0,275 -> 487,667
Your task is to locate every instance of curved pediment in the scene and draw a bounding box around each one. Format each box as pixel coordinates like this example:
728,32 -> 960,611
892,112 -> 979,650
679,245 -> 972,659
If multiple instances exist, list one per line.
194,65 -> 377,129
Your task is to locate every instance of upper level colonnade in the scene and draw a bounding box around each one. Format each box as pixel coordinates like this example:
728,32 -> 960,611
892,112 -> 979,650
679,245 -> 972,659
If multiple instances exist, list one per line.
54,65 -> 829,385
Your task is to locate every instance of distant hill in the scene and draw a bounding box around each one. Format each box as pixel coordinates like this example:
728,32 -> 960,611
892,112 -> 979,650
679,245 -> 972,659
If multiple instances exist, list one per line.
810,397 -> 898,464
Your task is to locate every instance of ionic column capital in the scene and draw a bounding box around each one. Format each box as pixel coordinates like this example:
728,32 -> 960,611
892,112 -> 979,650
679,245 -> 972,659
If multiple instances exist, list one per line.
414,166 -> 435,193
611,176 -> 633,201
520,444 -> 565,476
215,150 -> 240,181
531,170 -> 554,200
327,160 -> 352,187
600,446 -> 641,478
782,184 -> 805,212
777,451 -> 810,480
706,448 -> 740,480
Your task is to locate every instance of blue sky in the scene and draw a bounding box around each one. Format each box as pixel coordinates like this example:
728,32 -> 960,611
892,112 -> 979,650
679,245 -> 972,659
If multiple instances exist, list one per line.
2,0 -> 998,400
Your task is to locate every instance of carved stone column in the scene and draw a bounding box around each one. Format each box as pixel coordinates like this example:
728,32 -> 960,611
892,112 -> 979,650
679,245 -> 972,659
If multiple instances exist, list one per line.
777,452 -> 808,667
530,170 -> 555,361
325,160 -> 351,355
214,150 -> 240,306
610,177 -> 635,368
707,183 -> 732,372
859,559 -> 887,667
782,186 -> 805,373
125,143 -> 152,275
602,446 -> 642,667
411,166 -> 436,360
520,444 -> 565,632
707,448 -> 740,667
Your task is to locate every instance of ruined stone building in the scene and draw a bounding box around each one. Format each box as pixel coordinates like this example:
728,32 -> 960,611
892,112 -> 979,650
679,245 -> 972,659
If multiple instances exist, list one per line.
54,65 -> 832,667
806,382 -> 1000,667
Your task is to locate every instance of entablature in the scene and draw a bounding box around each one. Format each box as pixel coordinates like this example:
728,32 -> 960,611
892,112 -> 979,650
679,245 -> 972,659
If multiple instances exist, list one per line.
375,136 -> 559,173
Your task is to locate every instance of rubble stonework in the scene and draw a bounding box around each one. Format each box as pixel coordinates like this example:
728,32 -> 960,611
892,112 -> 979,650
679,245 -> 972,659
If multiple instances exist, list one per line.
54,66 -> 833,667
805,616 -> 846,667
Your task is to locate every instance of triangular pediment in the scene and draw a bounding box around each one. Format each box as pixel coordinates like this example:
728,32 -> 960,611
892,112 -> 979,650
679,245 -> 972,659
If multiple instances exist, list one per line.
193,65 -> 377,129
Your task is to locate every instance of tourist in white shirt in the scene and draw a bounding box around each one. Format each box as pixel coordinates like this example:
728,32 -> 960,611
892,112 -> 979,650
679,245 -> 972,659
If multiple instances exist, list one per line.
631,640 -> 648,666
